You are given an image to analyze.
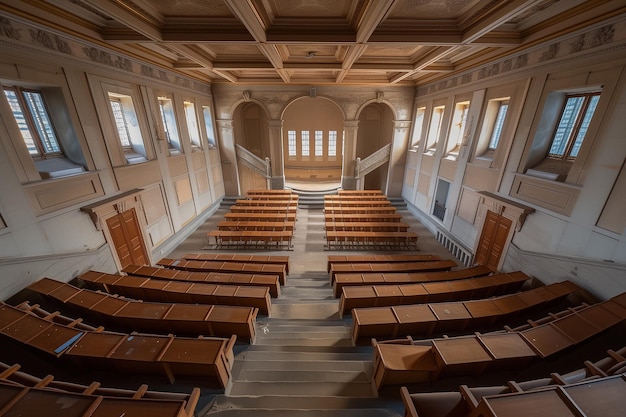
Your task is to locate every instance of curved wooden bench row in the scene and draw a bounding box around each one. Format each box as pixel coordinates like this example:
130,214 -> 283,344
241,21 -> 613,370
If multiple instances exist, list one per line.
158,258 -> 287,286
332,265 -> 490,297
371,292 -> 626,390
339,271 -> 529,317
327,254 -> 442,272
0,301 -> 236,388
330,259 -> 458,284
217,220 -> 295,231
337,190 -> 383,195
183,253 -> 290,274
235,199 -> 298,207
80,270 -> 272,315
324,213 -> 403,222
325,221 -> 410,232
324,194 -> 388,200
326,231 -> 419,250
0,361 -> 200,417
323,200 -> 392,207
26,278 -> 258,342
123,264 -> 280,298
353,280 -> 580,344
224,212 -> 297,222
323,207 -> 397,214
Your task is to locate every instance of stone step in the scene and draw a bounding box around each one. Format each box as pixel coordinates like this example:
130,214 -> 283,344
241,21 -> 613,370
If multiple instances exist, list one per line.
234,349 -> 372,362
256,324 -> 351,336
233,368 -> 370,383
233,359 -> 372,373
227,381 -> 376,397
253,336 -> 354,347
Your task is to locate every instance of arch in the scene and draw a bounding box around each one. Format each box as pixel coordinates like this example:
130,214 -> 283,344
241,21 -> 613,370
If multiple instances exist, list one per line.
232,101 -> 271,193
356,101 -> 396,191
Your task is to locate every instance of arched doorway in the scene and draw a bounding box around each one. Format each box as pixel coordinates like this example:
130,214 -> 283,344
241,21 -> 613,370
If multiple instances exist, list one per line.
282,97 -> 343,189
356,103 -> 394,191
233,102 -> 270,194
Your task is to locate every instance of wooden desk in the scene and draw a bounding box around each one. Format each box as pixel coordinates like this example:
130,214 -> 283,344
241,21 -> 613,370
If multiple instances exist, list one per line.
330,260 -> 457,282
323,213 -> 403,222
327,254 -> 441,272
183,253 -> 290,273
229,205 -> 297,214
392,304 -> 437,340
475,387 -> 584,417
157,258 -> 287,285
224,212 -> 297,222
325,194 -> 388,200
564,374 -> 626,417
338,190 -> 383,195
324,200 -> 392,207
432,337 -> 492,377
235,199 -> 298,207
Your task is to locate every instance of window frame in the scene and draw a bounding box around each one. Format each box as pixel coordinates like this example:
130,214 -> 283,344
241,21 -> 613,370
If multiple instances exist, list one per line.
425,104 -> 446,153
444,100 -> 470,158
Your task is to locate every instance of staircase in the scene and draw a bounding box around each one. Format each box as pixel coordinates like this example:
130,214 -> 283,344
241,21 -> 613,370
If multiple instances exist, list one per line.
202,207 -> 404,416
287,185 -> 340,210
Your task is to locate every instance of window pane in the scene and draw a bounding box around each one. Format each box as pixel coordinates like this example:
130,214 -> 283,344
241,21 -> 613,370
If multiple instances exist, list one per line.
549,96 -> 584,156
427,106 -> 445,150
22,91 -> 61,154
328,130 -> 337,156
315,130 -> 323,156
412,107 -> 425,147
184,101 -> 201,148
488,102 -> 508,150
4,88 -> 38,155
570,94 -> 599,158
109,99 -> 132,147
288,130 -> 296,156
201,106 -> 216,148
301,131 -> 309,156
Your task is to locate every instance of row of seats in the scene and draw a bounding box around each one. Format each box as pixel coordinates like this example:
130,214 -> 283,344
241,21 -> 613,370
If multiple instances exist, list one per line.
0,361 -> 200,417
208,190 -> 297,249
401,345 -> 626,417
352,280 -> 580,343
371,292 -> 626,391
339,270 -> 529,316
323,191 -> 419,250
329,259 -> 458,284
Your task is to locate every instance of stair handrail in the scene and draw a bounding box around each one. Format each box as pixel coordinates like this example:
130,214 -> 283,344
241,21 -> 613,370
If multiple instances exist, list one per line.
355,143 -> 391,178
235,144 -> 271,179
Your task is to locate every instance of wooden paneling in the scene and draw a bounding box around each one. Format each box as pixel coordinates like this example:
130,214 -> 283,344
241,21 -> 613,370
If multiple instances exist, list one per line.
113,161 -> 162,191
510,174 -> 580,216
24,172 -> 104,215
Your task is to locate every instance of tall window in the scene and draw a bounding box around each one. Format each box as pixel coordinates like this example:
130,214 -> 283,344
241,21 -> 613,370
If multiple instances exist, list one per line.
548,92 -> 600,160
445,101 -> 469,157
426,105 -> 445,152
315,130 -> 323,156
287,130 -> 297,156
328,130 -> 337,157
184,101 -> 201,150
4,87 -> 61,157
158,96 -> 182,155
201,106 -> 216,148
411,107 -> 426,148
108,91 -> 147,164
301,130 -> 310,156
488,101 -> 509,150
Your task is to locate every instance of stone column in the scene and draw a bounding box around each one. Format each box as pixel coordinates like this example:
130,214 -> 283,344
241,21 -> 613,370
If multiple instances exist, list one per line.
216,119 -> 240,196
341,120 -> 359,190
267,119 -> 285,189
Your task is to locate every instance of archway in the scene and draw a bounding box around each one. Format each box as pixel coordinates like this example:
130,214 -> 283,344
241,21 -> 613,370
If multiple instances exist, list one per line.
233,102 -> 270,194
356,103 -> 394,191
282,97 -> 344,189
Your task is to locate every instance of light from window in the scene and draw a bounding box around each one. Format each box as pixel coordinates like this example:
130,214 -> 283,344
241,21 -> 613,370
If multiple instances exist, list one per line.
488,101 -> 508,150
301,130 -> 310,156
446,101 -> 469,156
427,105 -> 445,151
201,106 -> 216,148
158,96 -> 181,154
315,130 -> 323,156
4,87 -> 61,156
184,101 -> 201,149
411,107 -> 425,148
549,92 -> 600,160
328,130 -> 337,156
109,98 -> 132,147
288,130 -> 296,156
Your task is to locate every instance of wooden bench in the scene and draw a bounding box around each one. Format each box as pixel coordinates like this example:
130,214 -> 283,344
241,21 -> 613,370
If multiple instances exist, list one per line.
81,270 -> 273,315
325,194 -> 388,200
324,213 -> 404,222
323,200 -> 392,207
247,189 -> 293,195
327,254 -> 443,272
1,301 -> 236,388
183,253 -> 290,274
224,212 -> 297,222
323,207 -> 397,215
0,360 -> 201,416
245,194 -> 298,201
326,231 -> 419,249
158,258 -> 288,285
339,271 -> 529,316
229,205 -> 297,214
216,220 -> 295,232
26,277 -> 258,342
400,344 -> 626,417
333,265 -> 492,296
235,199 -> 299,207
338,190 -> 383,195
123,264 -> 280,298
206,229 -> 293,250
325,221 -> 410,232
371,291 -> 626,390
330,259 -> 457,284
352,280 -> 580,344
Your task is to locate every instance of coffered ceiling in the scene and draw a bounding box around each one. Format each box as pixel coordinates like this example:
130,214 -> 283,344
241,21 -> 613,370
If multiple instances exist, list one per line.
1,0 -> 624,86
